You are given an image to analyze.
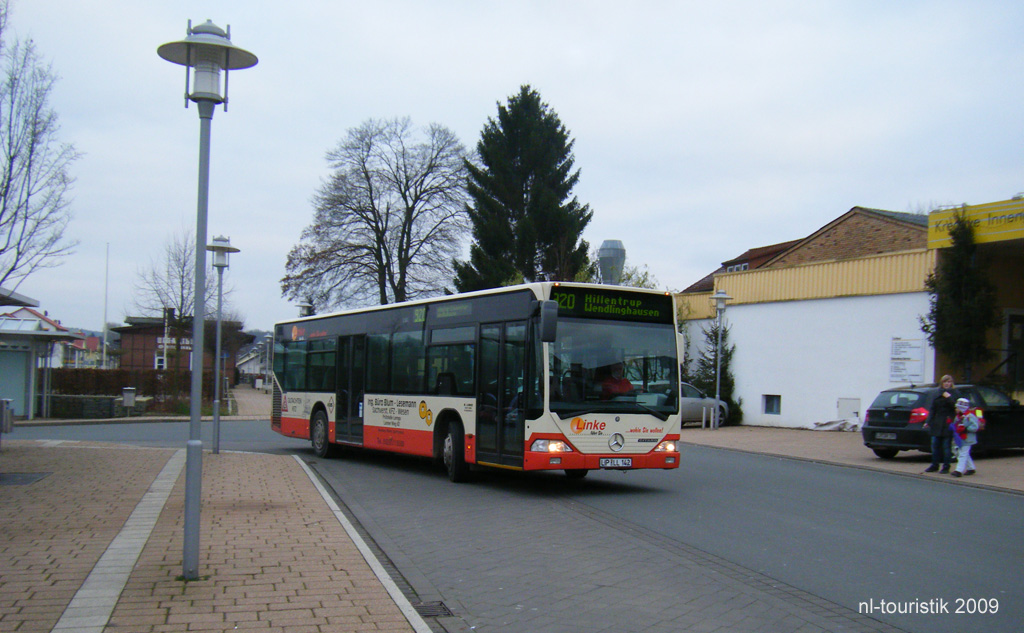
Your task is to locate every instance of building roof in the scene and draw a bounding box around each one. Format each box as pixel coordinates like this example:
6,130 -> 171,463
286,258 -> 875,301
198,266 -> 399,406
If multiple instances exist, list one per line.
759,206 -> 927,269
1,307 -> 70,332
720,239 -> 803,267
681,206 -> 929,293
681,239 -> 802,293
0,286 -> 39,307
0,317 -> 82,342
859,208 -> 928,227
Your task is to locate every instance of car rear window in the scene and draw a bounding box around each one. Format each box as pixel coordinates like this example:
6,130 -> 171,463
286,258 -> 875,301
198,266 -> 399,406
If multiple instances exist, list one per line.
976,385 -> 1011,407
870,391 -> 925,409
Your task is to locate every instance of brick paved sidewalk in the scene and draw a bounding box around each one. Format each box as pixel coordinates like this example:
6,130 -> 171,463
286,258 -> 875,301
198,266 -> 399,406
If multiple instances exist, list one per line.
0,441 -> 430,633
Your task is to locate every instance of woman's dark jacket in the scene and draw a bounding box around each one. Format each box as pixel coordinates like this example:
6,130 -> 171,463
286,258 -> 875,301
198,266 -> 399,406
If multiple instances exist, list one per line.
927,388 -> 959,437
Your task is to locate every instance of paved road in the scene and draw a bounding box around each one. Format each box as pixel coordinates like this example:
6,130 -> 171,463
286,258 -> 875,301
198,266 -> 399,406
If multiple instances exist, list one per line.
308,444 -> 1022,633
12,413 -> 1021,633
9,419 -> 297,454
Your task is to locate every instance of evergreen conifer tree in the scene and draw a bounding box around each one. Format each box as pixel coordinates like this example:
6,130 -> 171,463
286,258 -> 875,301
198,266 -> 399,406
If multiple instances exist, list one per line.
919,210 -> 1002,380
454,86 -> 592,291
692,322 -> 741,425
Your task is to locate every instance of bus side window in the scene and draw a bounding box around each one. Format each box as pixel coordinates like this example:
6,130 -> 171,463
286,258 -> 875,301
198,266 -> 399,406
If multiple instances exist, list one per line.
284,340 -> 307,391
435,372 -> 456,396
306,339 -> 336,392
391,330 -> 425,394
428,343 -> 475,397
366,334 -> 389,393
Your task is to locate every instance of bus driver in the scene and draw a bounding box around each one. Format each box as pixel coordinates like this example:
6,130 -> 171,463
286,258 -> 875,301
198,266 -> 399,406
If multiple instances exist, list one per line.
601,362 -> 634,399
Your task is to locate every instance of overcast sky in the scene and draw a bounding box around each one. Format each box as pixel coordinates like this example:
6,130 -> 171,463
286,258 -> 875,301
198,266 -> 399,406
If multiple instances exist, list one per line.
8,0 -> 1023,333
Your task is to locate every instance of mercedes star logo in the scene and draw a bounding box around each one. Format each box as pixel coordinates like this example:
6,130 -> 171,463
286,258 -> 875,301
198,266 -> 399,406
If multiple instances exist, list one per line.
609,433 -> 625,452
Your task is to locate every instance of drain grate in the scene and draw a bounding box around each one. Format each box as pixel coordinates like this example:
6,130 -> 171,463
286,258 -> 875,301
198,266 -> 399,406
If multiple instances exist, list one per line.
0,472 -> 51,486
412,601 -> 454,618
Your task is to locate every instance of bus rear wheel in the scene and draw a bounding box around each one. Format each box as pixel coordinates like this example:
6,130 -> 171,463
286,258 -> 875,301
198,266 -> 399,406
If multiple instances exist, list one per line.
311,411 -> 335,458
443,422 -> 469,483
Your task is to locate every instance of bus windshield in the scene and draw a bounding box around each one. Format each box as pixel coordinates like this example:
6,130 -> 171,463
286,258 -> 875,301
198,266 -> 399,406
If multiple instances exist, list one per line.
548,318 -> 678,419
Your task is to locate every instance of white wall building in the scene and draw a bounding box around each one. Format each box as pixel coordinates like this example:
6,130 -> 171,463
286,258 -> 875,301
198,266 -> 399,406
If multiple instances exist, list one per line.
678,200 -> 1023,430
686,292 -> 934,429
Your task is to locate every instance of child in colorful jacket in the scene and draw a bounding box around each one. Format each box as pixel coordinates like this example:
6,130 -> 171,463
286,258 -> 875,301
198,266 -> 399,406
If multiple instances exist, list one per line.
951,398 -> 980,477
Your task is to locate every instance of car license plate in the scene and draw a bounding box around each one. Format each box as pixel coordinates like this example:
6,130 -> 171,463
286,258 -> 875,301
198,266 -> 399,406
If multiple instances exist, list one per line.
876,432 -> 897,440
600,458 -> 632,468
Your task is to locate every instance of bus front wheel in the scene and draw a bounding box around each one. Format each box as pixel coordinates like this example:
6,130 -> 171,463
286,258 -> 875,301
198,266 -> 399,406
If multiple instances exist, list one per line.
311,411 -> 335,458
443,422 -> 469,483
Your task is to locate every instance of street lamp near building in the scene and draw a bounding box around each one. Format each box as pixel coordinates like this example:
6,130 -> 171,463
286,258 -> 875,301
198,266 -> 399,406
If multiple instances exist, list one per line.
263,336 -> 273,390
207,236 -> 239,456
157,19 -> 257,581
711,290 -> 732,429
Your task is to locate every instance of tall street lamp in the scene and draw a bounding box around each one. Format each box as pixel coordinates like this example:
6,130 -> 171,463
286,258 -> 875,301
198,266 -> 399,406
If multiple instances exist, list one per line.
207,236 -> 239,455
158,19 -> 257,581
711,290 -> 732,429
263,336 -> 273,390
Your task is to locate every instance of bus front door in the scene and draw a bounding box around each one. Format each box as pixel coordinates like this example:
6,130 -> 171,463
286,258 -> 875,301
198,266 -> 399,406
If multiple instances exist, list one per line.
477,322 -> 526,467
336,335 -> 365,444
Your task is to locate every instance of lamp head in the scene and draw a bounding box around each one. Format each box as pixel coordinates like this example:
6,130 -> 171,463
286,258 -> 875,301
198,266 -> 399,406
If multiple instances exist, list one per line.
206,235 -> 240,268
158,19 -> 258,108
711,290 -> 732,312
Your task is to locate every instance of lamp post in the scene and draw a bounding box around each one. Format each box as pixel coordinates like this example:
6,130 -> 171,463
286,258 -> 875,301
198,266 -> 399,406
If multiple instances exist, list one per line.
207,236 -> 239,455
711,290 -> 732,429
158,20 -> 257,581
263,336 -> 272,390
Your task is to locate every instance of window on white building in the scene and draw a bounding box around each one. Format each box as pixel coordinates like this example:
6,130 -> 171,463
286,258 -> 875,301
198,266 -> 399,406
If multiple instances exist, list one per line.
764,394 -> 781,415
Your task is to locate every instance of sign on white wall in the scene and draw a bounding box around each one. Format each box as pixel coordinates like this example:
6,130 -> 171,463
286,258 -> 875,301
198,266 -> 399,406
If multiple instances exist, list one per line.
890,338 -> 925,383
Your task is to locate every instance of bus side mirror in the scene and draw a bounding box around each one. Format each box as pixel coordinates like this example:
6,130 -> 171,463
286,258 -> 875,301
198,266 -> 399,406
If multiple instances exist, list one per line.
539,300 -> 558,342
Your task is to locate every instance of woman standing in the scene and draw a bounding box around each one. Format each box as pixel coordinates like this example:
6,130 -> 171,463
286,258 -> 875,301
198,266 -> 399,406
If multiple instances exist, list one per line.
923,375 -> 958,473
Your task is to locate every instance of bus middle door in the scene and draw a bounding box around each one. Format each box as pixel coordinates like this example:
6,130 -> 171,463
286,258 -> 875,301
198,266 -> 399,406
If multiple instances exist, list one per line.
477,322 -> 526,468
336,335 -> 365,444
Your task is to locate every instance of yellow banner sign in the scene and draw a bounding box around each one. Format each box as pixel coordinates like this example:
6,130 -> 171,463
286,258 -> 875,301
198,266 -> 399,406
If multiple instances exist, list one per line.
928,198 -> 1024,248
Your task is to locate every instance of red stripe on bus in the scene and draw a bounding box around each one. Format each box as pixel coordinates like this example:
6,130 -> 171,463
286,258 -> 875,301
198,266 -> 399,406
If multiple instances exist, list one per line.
362,426 -> 434,458
278,415 -> 310,440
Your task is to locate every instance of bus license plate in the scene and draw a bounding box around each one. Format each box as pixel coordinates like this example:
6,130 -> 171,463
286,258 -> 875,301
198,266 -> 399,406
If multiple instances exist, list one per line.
600,458 -> 632,468
876,432 -> 897,440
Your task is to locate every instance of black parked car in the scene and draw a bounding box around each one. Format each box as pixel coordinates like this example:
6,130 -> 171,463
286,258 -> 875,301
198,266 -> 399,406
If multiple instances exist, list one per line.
862,383 -> 1024,459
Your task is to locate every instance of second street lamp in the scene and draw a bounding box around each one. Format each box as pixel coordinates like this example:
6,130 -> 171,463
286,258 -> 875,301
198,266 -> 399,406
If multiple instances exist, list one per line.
207,235 -> 239,456
711,290 -> 732,430
157,19 -> 257,581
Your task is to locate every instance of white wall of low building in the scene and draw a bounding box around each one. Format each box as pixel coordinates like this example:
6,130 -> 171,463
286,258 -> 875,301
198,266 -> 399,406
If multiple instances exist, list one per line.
685,292 -> 935,429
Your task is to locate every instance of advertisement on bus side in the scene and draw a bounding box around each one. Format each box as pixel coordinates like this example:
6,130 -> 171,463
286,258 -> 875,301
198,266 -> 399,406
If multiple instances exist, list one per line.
362,394 -> 475,456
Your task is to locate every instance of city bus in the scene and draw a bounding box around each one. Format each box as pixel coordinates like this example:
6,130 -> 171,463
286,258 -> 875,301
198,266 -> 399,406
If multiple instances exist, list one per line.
270,282 -> 681,482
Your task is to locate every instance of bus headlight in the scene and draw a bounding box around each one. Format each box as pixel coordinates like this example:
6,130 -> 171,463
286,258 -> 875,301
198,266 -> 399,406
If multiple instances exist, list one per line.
654,440 -> 677,452
531,439 -> 573,453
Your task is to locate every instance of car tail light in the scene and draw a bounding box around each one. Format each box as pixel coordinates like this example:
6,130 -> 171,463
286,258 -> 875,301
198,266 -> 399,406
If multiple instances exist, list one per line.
909,407 -> 929,425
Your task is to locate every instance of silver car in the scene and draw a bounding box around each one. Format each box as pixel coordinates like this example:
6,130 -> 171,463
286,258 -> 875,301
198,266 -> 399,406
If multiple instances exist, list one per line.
680,381 -> 728,425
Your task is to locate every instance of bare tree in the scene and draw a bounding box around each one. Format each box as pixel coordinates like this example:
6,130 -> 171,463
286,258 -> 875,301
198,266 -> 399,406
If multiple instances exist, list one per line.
282,117 -> 469,309
0,1 -> 79,290
133,227 -> 219,318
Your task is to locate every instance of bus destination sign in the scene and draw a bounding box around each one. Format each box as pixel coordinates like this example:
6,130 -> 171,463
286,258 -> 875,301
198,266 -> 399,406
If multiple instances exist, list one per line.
551,286 -> 673,323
